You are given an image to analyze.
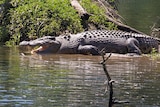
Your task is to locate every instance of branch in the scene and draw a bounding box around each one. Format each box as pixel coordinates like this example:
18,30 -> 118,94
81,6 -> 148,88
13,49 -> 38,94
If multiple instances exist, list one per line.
100,49 -> 113,107
100,49 -> 129,107
96,0 -> 145,34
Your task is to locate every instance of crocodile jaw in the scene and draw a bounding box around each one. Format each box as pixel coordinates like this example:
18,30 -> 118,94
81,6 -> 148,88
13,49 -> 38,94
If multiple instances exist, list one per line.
30,41 -> 61,54
31,46 -> 44,54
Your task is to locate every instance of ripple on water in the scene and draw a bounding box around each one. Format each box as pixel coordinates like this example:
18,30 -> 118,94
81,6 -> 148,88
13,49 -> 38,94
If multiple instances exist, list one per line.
1,47 -> 160,106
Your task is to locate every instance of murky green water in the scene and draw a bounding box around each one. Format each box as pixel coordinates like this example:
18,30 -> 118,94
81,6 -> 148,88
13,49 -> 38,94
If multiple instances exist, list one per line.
0,47 -> 160,106
118,0 -> 160,35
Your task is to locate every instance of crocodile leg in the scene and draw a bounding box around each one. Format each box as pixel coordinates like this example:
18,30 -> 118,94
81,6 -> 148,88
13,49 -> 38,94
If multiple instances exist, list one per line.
78,45 -> 99,55
126,38 -> 142,55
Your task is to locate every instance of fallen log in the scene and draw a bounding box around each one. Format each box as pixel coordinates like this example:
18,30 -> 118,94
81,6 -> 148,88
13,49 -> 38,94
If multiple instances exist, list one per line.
70,0 -> 90,20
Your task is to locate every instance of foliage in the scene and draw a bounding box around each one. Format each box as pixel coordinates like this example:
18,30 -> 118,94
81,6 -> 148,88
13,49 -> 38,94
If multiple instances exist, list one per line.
0,0 -> 11,43
0,26 -> 9,42
107,0 -> 116,4
107,0 -> 117,9
7,0 -> 83,46
0,0 -> 117,46
148,48 -> 160,59
0,0 -> 5,4
81,0 -> 117,30
144,48 -> 160,60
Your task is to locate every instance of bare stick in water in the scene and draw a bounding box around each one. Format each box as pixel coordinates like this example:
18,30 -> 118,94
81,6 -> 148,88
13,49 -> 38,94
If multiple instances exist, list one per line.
100,49 -> 129,107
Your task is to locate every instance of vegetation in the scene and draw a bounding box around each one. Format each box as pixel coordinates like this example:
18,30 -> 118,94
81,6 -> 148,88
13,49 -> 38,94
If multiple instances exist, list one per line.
81,0 -> 117,30
0,0 -> 117,46
147,48 -> 160,59
0,0 -> 11,43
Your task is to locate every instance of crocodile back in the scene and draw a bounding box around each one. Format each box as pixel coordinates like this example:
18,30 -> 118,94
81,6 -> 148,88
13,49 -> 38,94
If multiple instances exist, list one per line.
79,30 -> 159,53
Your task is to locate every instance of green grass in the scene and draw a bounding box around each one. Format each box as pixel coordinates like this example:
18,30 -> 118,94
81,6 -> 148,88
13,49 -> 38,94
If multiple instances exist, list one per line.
146,48 -> 160,60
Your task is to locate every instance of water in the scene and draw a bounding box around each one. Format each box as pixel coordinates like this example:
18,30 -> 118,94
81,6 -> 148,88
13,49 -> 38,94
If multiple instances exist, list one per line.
0,47 -> 160,106
117,0 -> 160,35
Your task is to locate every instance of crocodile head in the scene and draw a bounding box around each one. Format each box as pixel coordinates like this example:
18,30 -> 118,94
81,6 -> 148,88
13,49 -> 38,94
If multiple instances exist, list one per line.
19,36 -> 61,54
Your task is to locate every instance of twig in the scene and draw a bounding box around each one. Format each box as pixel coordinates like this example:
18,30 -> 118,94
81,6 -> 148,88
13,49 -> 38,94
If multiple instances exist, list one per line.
100,49 -> 113,107
100,49 -> 129,107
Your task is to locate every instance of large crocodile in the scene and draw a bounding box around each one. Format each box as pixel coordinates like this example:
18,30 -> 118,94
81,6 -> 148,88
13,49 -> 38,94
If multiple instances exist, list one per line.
19,30 -> 160,55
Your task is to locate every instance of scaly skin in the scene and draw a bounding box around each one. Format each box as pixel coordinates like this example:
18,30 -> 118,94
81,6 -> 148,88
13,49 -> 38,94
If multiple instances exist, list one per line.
19,30 -> 160,55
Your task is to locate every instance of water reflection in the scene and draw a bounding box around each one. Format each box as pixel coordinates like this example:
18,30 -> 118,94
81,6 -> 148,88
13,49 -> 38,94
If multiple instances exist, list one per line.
19,54 -> 107,107
0,47 -> 34,106
0,47 -> 160,106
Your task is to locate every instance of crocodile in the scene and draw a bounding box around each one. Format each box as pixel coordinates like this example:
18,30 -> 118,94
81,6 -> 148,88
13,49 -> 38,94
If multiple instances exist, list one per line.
19,30 -> 160,55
